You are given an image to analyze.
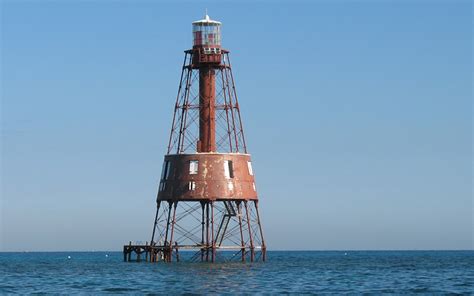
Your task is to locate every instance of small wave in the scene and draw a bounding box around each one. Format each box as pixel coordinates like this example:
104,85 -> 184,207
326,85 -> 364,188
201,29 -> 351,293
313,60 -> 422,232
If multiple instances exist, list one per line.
102,287 -> 137,292
409,287 -> 429,293
0,285 -> 17,293
454,282 -> 473,287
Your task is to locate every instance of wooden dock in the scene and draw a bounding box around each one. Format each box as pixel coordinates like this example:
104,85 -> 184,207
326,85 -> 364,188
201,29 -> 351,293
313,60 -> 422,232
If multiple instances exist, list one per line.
123,241 -> 256,263
123,242 -> 171,262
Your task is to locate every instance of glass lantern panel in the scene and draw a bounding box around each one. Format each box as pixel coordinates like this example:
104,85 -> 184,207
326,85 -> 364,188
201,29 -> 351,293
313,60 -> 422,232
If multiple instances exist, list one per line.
193,24 -> 221,46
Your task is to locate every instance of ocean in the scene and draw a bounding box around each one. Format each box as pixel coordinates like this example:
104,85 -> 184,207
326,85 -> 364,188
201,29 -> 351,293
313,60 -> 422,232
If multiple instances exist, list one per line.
1,251 -> 472,294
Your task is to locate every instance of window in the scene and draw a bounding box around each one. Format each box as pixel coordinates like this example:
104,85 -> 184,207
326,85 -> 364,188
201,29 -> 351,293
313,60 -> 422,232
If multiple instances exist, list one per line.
189,160 -> 199,174
223,160 -> 230,179
159,181 -> 166,192
165,161 -> 171,179
160,161 -> 167,180
247,161 -> 253,176
188,181 -> 196,191
161,161 -> 171,180
224,160 -> 234,179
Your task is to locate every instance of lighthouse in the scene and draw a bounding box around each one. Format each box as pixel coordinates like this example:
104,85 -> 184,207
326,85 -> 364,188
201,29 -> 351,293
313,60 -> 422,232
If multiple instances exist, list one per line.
124,14 -> 266,263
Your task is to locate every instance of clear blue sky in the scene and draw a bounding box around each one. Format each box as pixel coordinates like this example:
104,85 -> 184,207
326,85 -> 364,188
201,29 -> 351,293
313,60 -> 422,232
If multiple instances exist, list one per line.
1,1 -> 472,251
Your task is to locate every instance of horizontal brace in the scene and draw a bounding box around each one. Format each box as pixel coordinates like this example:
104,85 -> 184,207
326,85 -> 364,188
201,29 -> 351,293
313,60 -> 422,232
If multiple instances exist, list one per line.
177,104 -> 239,110
183,64 -> 232,70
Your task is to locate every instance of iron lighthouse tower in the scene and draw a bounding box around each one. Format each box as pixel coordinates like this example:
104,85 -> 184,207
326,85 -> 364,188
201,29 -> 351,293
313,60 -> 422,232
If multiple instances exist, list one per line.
125,14 -> 266,263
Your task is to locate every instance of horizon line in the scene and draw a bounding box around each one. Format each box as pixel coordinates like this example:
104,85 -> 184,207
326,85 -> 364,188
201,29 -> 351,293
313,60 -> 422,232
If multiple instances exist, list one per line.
1,249 -> 473,253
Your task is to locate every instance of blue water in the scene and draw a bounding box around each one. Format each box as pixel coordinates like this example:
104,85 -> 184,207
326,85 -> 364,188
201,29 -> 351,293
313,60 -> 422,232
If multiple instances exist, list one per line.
1,251 -> 472,294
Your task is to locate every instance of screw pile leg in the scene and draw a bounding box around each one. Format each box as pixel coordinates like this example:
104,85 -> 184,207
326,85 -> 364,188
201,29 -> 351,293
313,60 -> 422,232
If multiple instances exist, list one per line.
206,202 -> 210,262
237,201 -> 245,262
150,201 -> 161,246
163,201 -> 173,262
254,201 -> 266,262
244,201 -> 255,262
211,201 -> 215,262
168,201 -> 178,262
200,201 -> 205,262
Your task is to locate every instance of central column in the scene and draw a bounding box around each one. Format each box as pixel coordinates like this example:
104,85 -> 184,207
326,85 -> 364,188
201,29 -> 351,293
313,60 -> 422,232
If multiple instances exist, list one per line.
198,66 -> 216,152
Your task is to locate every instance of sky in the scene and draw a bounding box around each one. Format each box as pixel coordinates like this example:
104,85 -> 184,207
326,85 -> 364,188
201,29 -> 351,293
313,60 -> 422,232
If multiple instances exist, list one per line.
1,0 -> 472,251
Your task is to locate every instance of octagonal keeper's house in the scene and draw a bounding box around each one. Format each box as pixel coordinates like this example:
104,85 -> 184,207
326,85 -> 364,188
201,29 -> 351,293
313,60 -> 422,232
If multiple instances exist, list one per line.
157,153 -> 257,201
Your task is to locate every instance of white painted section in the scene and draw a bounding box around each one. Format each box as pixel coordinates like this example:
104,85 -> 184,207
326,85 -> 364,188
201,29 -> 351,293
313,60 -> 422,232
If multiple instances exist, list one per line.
189,160 -> 199,174
247,161 -> 253,175
192,14 -> 221,25
224,160 -> 231,179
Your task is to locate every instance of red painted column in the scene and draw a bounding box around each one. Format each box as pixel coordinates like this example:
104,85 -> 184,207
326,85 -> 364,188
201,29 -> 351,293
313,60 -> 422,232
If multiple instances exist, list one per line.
198,66 -> 216,152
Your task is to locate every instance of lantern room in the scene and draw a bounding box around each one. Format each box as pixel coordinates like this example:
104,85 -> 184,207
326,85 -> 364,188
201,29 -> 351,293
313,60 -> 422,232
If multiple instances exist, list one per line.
192,14 -> 221,47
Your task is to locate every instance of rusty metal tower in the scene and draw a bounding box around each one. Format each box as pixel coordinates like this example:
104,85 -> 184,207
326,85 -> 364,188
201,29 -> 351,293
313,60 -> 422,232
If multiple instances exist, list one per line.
124,14 -> 266,263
